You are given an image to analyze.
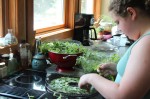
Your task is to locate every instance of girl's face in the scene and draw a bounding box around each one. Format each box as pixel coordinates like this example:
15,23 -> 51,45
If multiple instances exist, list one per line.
111,11 -> 139,40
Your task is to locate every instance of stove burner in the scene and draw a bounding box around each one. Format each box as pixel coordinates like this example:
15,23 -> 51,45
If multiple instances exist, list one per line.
4,69 -> 46,91
15,75 -> 42,84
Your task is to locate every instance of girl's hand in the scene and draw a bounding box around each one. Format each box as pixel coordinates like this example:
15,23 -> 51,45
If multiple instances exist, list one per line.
78,73 -> 98,90
97,63 -> 117,77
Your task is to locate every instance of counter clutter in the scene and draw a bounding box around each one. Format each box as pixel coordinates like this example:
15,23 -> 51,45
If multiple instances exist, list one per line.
0,39 -> 129,99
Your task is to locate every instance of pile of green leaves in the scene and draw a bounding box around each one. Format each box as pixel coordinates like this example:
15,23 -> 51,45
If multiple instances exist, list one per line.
39,41 -> 87,54
76,50 -> 103,73
76,50 -> 120,73
50,77 -> 89,94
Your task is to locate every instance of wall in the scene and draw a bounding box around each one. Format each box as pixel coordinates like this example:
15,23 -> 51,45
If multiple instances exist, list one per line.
101,0 -> 110,16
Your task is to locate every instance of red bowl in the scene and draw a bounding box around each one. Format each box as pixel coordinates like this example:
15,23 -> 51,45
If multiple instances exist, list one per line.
48,52 -> 82,72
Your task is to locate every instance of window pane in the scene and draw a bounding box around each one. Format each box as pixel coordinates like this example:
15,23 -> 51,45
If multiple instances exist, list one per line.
80,0 -> 94,14
34,0 -> 64,30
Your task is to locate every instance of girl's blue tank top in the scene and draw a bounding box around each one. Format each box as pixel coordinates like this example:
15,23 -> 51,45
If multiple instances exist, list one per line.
115,32 -> 150,98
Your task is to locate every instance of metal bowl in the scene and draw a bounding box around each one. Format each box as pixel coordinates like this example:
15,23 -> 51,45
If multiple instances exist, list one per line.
45,73 -> 98,98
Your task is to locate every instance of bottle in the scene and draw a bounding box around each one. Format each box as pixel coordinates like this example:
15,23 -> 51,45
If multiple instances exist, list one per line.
7,48 -> 18,75
19,40 -> 32,69
34,37 -> 41,55
4,29 -> 18,46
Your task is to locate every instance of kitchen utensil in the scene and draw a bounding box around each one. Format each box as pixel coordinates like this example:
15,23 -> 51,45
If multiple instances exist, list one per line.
48,52 -> 82,72
73,13 -> 97,46
32,53 -> 47,71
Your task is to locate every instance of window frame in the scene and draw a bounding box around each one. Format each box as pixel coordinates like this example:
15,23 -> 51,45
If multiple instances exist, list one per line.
28,0 -> 101,42
26,0 -> 78,45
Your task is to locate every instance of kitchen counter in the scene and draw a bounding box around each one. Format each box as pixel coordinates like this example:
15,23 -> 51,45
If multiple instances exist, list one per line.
0,39 -> 129,99
86,40 -> 129,57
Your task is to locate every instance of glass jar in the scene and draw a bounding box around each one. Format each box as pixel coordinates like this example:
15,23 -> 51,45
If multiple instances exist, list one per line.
4,29 -> 18,46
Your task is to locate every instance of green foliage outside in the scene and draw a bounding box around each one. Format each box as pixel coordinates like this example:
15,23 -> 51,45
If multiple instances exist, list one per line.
34,0 -> 55,15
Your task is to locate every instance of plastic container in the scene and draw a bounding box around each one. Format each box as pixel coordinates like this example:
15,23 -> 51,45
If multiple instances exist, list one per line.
99,22 -> 112,35
4,29 -> 18,46
19,40 -> 32,69
0,62 -> 7,78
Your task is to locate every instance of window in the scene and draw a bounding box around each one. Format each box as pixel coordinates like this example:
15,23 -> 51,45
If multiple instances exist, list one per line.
80,0 -> 94,14
0,0 -> 101,53
33,0 -> 101,34
0,0 -> 101,48
34,0 -> 65,32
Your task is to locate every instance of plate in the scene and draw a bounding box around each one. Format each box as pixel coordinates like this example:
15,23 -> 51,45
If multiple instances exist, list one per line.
91,42 -> 116,52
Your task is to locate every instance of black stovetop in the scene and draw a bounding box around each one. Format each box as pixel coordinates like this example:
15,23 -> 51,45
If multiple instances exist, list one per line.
0,69 -> 104,99
0,69 -> 47,99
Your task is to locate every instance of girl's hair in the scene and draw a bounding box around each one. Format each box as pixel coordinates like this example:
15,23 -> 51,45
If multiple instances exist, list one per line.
109,0 -> 150,17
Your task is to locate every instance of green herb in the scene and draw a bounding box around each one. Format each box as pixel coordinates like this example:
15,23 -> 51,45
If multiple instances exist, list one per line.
57,94 -> 62,99
76,50 -> 106,73
50,77 -> 89,95
39,41 -> 87,54
27,93 -> 35,99
76,50 -> 120,78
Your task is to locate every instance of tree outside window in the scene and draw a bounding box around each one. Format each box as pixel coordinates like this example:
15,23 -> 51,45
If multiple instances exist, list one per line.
34,0 -> 64,30
80,0 -> 94,14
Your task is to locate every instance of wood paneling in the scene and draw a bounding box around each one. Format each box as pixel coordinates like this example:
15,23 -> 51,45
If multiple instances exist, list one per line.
65,0 -> 76,29
94,0 -> 101,20
26,0 -> 35,47
0,0 -> 2,36
17,0 -> 26,43
0,0 -> 27,54
2,0 -> 9,36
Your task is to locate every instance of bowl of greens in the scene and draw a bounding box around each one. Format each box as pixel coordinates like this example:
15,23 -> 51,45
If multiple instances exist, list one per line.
39,40 -> 86,71
45,73 -> 98,98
